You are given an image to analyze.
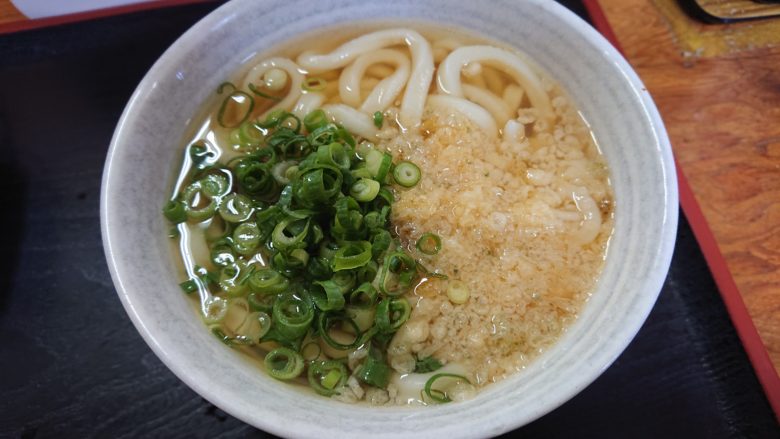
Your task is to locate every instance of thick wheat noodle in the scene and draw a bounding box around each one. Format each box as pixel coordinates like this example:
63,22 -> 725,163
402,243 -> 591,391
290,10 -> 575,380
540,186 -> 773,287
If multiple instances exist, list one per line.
366,64 -> 395,78
502,119 -> 525,141
432,38 -> 463,63
570,187 -> 602,244
427,95 -> 498,138
322,104 -> 379,139
482,66 -> 505,95
466,73 -> 488,89
297,28 -> 434,128
360,77 -> 381,91
503,84 -> 525,111
242,57 -> 304,118
291,92 -> 325,119
437,45 -> 553,121
462,84 -> 513,127
339,49 -> 411,114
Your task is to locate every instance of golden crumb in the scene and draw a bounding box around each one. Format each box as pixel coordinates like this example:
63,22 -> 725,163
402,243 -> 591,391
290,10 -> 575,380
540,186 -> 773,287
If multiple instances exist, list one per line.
383,89 -> 614,385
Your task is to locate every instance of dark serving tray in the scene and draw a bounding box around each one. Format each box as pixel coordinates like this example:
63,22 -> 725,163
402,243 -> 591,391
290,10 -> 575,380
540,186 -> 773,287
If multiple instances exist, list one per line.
0,1 -> 777,437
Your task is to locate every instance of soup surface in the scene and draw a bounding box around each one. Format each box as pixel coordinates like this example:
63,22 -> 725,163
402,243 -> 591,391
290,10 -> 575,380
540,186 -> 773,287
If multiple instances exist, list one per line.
164,22 -> 614,406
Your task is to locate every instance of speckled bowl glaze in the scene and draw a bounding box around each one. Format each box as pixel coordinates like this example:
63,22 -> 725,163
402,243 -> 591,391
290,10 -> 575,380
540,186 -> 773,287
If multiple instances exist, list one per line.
101,0 -> 678,437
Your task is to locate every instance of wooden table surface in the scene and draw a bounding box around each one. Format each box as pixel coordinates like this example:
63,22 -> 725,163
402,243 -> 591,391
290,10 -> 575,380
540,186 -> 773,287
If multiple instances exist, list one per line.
596,0 -> 780,412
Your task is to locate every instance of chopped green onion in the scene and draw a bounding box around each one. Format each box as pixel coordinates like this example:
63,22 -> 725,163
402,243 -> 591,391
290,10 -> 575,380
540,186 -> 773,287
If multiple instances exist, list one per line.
416,232 -> 442,255
393,161 -> 421,187
292,165 -> 343,208
247,83 -> 282,101
308,360 -> 347,396
271,160 -> 297,185
317,313 -> 361,350
271,293 -> 314,341
203,296 -> 229,324
365,149 -> 392,181
370,229 -> 392,260
346,306 -> 376,333
356,261 -> 378,285
378,251 -> 417,296
331,271 -> 356,294
264,347 -> 305,380
301,341 -> 322,361
424,373 -> 471,403
306,256 -> 333,280
332,241 -> 372,271
417,261 -> 449,280
302,77 -> 327,91
311,280 -> 346,311
356,350 -> 391,389
209,239 -> 236,267
218,261 -> 254,297
319,239 -> 340,261
188,140 -> 217,174
218,193 -> 254,223
238,311 -> 272,341
289,248 -> 310,266
248,291 -> 277,313
272,217 -> 310,251
316,142 -> 351,171
248,268 -> 289,295
217,82 -> 237,93
217,91 -> 254,128
414,356 -> 443,373
232,222 -> 262,256
179,279 -> 199,294
347,282 -> 377,309
349,178 -> 380,202
231,120 -> 266,149
234,158 -> 278,199
259,108 -> 287,128
375,297 -> 411,334
182,180 -> 218,222
210,326 -> 254,346
304,109 -> 328,132
374,187 -> 394,207
447,280 -> 470,304
200,173 -> 230,197
165,95 -> 434,396
163,199 -> 187,223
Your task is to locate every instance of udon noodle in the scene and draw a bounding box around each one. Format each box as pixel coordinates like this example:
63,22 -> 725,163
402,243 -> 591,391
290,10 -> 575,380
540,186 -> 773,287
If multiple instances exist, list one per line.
167,23 -> 614,406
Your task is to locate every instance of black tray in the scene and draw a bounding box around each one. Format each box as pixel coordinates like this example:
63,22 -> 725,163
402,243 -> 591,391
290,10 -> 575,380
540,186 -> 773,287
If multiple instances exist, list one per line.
0,1 -> 776,437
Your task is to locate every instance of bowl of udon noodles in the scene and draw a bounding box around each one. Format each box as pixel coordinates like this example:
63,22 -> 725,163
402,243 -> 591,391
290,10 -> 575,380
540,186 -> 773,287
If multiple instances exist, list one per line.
101,0 -> 677,437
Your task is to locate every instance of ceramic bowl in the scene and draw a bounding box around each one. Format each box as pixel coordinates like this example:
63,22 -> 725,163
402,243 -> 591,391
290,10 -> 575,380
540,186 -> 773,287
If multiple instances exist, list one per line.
101,0 -> 678,437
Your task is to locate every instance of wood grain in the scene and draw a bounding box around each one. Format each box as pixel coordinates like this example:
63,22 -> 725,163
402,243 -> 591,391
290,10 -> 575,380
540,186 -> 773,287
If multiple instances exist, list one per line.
598,0 -> 780,375
653,0 -> 780,57
0,0 -> 26,25
695,0 -> 780,20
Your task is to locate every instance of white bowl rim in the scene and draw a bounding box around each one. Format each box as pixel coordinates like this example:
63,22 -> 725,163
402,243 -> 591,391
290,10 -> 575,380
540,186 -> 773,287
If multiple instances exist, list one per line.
101,0 -> 678,437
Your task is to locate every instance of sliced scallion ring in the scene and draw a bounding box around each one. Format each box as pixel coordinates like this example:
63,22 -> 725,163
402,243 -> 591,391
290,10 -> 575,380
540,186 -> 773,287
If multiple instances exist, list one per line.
302,77 -> 327,92
308,360 -> 348,396
393,161 -> 421,187
423,373 -> 471,403
349,178 -> 381,202
416,232 -> 442,255
264,347 -> 305,380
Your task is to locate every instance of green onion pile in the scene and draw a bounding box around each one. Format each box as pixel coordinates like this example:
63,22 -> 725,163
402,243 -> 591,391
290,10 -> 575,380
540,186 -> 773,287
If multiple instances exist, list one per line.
163,98 -> 439,398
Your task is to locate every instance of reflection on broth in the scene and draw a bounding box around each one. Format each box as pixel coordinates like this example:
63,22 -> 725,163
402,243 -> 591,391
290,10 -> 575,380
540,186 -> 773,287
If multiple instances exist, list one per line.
163,22 -> 614,406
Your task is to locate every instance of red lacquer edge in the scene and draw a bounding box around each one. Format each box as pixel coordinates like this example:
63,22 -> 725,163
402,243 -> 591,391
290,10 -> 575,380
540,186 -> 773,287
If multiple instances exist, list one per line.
582,0 -> 780,419
0,0 -> 213,35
